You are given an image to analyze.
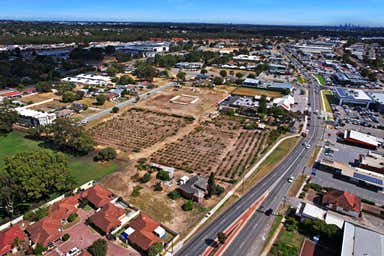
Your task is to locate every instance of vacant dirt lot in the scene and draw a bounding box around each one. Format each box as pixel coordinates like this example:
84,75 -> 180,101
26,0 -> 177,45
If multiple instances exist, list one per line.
136,86 -> 228,118
232,87 -> 284,98
89,108 -> 194,153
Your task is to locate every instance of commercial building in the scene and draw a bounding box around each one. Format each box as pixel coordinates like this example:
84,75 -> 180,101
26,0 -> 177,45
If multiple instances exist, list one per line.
334,88 -> 372,108
116,41 -> 169,58
341,222 -> 384,256
175,62 -> 204,70
369,91 -> 384,113
233,54 -> 261,62
15,107 -> 56,127
356,151 -> 384,175
343,130 -> 382,149
61,74 -> 112,86
242,78 -> 262,87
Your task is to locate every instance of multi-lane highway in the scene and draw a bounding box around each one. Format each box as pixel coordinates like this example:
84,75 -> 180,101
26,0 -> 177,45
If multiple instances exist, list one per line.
176,75 -> 323,256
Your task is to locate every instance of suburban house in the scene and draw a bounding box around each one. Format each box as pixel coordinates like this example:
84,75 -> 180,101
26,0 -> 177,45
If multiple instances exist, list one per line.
25,217 -> 63,248
123,213 -> 164,253
80,184 -> 115,209
89,203 -> 125,234
0,225 -> 25,255
322,189 -> 362,218
49,195 -> 79,223
178,176 -> 208,202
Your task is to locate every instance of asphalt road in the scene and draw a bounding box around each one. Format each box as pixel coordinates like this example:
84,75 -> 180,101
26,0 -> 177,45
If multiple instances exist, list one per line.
176,73 -> 323,256
81,82 -> 176,123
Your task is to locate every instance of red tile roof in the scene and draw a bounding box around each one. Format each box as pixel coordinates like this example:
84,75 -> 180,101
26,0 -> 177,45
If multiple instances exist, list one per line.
49,195 -> 79,220
322,189 -> 362,213
0,225 -> 25,255
0,91 -> 22,97
300,239 -> 315,256
26,217 -> 62,247
89,203 -> 125,234
128,213 -> 162,252
81,184 -> 113,208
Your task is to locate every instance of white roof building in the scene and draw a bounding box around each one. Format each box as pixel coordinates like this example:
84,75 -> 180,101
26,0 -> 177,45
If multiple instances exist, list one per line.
341,222 -> 384,256
61,74 -> 112,86
15,107 -> 56,126
153,226 -> 166,238
344,130 -> 382,148
273,95 -> 295,111
296,202 -> 326,220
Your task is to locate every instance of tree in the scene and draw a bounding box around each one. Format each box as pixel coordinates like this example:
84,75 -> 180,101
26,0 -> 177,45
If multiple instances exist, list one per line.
46,118 -> 95,155
111,106 -> 119,113
147,242 -> 163,256
182,200 -> 194,211
258,95 -> 267,114
213,76 -> 223,85
200,69 -> 208,74
119,75 -> 135,85
177,71 -> 186,82
88,239 -> 108,256
236,72 -> 244,79
0,150 -> 74,206
154,182 -> 163,191
0,105 -> 17,134
94,147 -> 117,162
96,94 -> 107,105
134,61 -> 157,81
207,172 -> 217,197
217,232 -> 227,244
219,70 -> 227,78
140,173 -> 151,183
168,190 -> 181,200
62,91 -> 77,103
156,170 -> 171,181
35,81 -> 52,92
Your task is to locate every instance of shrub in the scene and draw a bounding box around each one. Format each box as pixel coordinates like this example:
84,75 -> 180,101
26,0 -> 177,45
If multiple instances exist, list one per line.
147,242 -> 163,256
111,106 -> 119,113
140,173 -> 151,183
156,170 -> 171,181
94,147 -> 117,162
131,186 -> 143,197
299,192 -> 306,199
182,200 -> 194,211
33,244 -> 47,256
168,190 -> 181,200
216,185 -> 225,195
67,213 -> 78,223
62,233 -> 70,241
154,182 -> 163,191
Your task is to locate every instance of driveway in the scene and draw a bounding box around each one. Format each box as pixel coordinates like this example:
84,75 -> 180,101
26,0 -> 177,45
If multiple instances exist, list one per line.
47,208 -> 139,256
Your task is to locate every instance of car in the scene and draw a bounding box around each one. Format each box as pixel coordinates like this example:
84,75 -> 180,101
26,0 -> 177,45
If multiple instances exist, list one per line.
305,143 -> 311,149
288,176 -> 295,183
265,208 -> 273,216
66,247 -> 81,256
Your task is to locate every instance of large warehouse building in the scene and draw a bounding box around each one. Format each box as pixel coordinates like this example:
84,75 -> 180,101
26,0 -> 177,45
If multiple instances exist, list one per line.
343,130 -> 382,149
334,87 -> 372,108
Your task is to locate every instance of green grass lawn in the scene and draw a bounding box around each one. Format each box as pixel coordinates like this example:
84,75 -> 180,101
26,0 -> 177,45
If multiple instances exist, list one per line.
321,90 -> 336,113
0,131 -> 119,185
269,228 -> 304,256
314,74 -> 326,86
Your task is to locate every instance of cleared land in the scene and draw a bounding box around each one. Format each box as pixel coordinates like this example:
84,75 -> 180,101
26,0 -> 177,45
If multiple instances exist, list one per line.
20,92 -> 60,104
136,86 -> 228,118
231,87 -> 284,98
150,116 -> 270,181
0,131 -> 119,185
89,108 -> 194,153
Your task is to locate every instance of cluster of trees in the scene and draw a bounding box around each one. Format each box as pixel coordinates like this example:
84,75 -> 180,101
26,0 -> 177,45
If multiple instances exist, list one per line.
93,147 -> 117,162
88,239 -> 108,256
133,61 -> 158,81
69,47 -> 104,61
0,103 -> 18,134
119,75 -> 136,85
28,118 -> 95,155
0,150 -> 75,217
0,53 -> 59,87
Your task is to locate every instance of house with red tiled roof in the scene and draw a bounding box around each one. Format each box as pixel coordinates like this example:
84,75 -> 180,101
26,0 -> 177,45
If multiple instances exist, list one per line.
0,225 -> 25,255
89,203 -> 125,234
124,213 -> 163,253
81,184 -> 114,209
49,195 -> 79,222
25,217 -> 62,248
322,189 -> 362,218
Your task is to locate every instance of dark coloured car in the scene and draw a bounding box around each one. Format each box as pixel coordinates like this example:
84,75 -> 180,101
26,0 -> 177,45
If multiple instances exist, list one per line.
265,208 -> 273,216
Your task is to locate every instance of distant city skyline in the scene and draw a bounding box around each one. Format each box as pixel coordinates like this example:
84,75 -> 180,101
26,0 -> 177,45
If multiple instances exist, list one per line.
1,0 -> 384,26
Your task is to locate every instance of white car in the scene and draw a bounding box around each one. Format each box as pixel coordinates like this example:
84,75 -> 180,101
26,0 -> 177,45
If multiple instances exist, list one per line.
288,176 -> 295,183
305,143 -> 311,149
66,247 -> 81,256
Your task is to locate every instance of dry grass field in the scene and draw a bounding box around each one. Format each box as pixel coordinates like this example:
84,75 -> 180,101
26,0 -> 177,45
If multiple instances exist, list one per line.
232,87 -> 284,98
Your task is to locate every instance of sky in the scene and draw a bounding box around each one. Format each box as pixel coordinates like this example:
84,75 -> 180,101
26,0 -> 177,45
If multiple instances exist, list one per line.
1,0 -> 384,26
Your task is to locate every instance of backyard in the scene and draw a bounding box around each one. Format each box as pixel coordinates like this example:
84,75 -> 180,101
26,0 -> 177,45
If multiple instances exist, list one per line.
0,131 -> 120,185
